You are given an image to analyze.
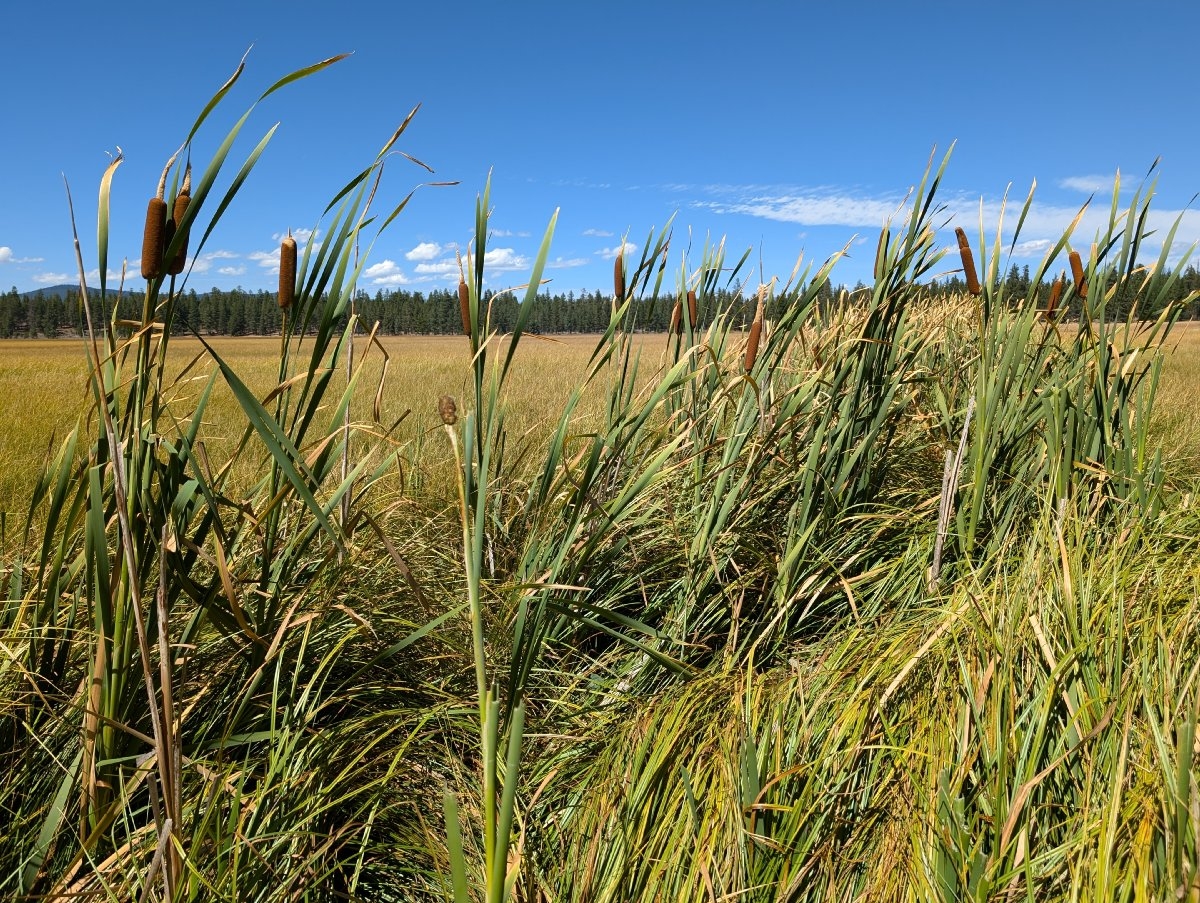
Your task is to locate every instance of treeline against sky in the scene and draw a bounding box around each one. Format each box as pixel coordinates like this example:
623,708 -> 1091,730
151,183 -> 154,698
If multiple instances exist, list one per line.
5,263 -> 1200,338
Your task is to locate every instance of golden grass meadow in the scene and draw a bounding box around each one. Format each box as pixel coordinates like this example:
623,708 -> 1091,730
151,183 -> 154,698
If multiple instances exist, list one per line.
3,53 -> 1200,903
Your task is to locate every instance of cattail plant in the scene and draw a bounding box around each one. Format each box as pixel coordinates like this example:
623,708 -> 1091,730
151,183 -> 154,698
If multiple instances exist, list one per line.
166,163 -> 192,276
955,227 -> 981,296
278,234 -> 297,309
614,249 -> 625,302
438,394 -> 458,425
687,289 -> 698,329
1069,250 -> 1088,299
670,299 -> 683,334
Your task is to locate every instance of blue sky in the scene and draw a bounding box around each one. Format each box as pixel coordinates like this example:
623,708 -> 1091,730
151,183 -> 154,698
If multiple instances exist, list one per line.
2,0 -> 1199,297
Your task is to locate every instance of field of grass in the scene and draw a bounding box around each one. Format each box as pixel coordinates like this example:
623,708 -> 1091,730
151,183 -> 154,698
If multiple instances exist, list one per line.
3,61 -> 1200,903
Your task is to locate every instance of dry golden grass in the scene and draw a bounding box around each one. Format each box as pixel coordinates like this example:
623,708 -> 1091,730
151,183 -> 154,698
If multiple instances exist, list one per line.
0,333 -> 652,519
2,325 -> 1197,522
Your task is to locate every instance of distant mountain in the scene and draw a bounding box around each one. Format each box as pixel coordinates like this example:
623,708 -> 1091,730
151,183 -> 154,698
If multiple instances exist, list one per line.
20,284 -> 138,299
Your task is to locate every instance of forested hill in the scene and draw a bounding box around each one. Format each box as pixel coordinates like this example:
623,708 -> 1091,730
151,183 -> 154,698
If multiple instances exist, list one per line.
5,263 -> 1200,338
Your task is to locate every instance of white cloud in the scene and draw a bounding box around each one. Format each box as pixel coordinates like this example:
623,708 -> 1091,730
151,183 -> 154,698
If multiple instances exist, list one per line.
404,241 -> 442,261
1059,175 -> 1115,194
547,257 -> 589,269
248,250 -> 280,276
0,246 -> 44,264
491,229 -> 531,238
483,248 -> 529,271
272,227 -> 318,244
218,266 -> 246,276
207,249 -> 239,259
32,272 -> 73,284
364,259 -> 412,286
583,228 -> 614,237
598,242 -> 637,260
413,260 -> 461,276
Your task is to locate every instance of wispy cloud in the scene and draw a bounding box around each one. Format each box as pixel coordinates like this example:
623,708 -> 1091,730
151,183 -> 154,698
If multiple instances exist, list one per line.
0,246 -> 44,264
207,249 -> 239,259
413,260 -> 459,276
32,272 -> 72,284
582,228 -> 613,237
547,256 -> 589,269
491,228 -> 531,238
218,265 -> 246,276
597,242 -> 637,260
701,185 -> 1200,264
1059,175 -> 1115,194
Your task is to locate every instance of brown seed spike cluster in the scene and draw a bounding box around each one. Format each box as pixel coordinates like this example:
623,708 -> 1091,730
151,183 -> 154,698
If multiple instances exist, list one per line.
745,291 -> 765,372
458,279 -> 471,336
670,299 -> 683,335
614,251 -> 625,302
278,235 -> 297,310
687,290 -> 698,329
955,228 -> 981,296
1047,275 -> 1064,319
167,165 -> 192,276
1069,250 -> 1088,299
438,395 -> 458,426
141,198 -> 167,280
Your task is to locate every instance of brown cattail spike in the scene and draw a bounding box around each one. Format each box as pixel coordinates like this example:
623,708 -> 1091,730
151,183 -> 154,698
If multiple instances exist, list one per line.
670,299 -> 682,334
141,197 -> 168,280
167,189 -> 191,275
1068,250 -> 1087,299
955,228 -> 981,296
687,290 -> 698,329
1047,275 -> 1063,319
614,251 -> 625,302
744,292 -> 765,372
278,235 -> 297,310
458,279 -> 471,336
438,395 -> 458,425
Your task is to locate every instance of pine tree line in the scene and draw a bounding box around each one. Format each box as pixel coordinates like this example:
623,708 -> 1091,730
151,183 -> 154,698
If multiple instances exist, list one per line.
4,264 -> 1200,339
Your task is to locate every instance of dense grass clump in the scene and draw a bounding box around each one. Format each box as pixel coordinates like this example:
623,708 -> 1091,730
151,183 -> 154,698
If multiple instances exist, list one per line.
1,57 -> 1198,902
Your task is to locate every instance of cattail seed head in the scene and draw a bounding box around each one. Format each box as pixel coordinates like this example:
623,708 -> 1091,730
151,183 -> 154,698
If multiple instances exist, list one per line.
141,197 -> 167,280
955,227 -> 981,296
687,290 -> 698,329
438,395 -> 458,425
167,190 -> 190,275
670,299 -> 682,334
744,294 -> 765,372
614,252 -> 625,302
1069,250 -> 1087,299
1047,275 -> 1063,319
278,236 -> 297,310
458,279 -> 471,336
